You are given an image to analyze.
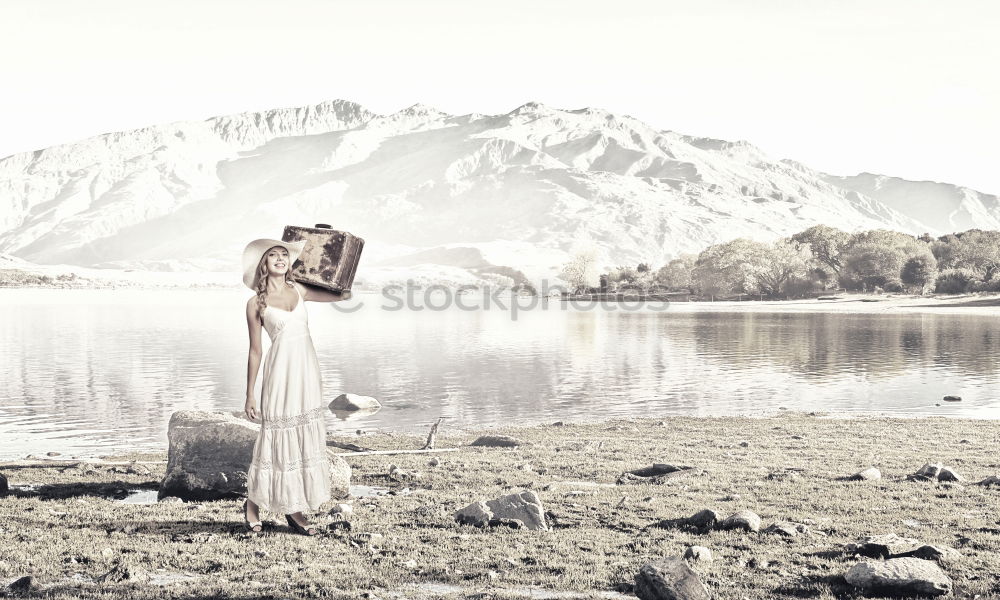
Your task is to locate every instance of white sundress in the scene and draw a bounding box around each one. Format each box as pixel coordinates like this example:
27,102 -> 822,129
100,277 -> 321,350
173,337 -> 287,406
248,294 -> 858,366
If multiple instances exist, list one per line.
246,282 -> 332,515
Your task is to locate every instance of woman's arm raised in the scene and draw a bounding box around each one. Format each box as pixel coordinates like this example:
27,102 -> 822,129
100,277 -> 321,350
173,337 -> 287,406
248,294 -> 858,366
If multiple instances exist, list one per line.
245,297 -> 263,421
294,281 -> 352,303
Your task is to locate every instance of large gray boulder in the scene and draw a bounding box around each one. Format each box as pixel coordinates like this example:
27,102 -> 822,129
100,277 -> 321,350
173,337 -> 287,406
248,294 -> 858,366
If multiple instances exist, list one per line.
158,410 -> 350,502
454,489 -> 548,530
635,557 -> 711,600
845,558 -> 952,597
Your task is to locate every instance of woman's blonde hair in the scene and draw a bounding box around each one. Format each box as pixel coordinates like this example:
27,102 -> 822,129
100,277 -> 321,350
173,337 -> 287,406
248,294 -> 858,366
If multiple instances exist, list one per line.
253,245 -> 293,322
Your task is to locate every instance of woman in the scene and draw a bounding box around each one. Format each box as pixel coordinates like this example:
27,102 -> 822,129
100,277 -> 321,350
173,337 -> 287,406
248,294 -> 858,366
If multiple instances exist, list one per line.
240,237 -> 351,536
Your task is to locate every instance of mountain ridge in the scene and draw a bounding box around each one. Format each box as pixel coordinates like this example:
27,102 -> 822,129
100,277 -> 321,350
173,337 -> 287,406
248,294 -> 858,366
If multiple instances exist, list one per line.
1,98 -> 996,288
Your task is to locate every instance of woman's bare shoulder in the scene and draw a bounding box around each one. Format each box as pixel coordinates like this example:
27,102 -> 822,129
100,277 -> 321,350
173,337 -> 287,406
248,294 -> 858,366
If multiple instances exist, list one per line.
290,280 -> 309,299
246,295 -> 261,316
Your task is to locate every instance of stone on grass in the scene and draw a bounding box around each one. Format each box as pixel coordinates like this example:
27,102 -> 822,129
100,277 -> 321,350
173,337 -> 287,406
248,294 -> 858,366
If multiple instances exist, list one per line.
0,473 -> 8,497
454,490 -> 548,530
158,410 -> 351,502
908,462 -> 963,483
942,395 -> 962,402
328,393 -> 381,412
686,509 -> 722,529
764,521 -> 801,537
844,558 -> 952,597
848,467 -> 881,481
718,510 -> 762,532
628,464 -> 693,478
6,576 -> 32,593
455,501 -> 494,528
847,533 -> 922,559
909,545 -> 962,563
329,503 -> 353,518
470,435 -> 524,448
97,564 -> 150,584
486,490 -> 547,530
683,546 -> 713,563
635,557 -> 711,600
976,475 -> 1000,487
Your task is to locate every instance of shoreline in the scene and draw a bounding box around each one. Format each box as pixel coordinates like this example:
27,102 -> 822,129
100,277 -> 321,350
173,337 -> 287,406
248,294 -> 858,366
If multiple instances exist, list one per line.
3,409 -> 997,465
3,286 -> 1000,315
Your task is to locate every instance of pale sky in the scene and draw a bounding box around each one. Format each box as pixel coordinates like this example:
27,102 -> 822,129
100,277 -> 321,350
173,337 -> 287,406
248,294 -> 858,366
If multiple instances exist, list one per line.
2,0 -> 999,193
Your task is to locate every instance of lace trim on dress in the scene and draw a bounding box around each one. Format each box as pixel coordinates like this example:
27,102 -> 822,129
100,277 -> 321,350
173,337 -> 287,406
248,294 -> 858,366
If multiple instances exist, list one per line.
249,450 -> 330,473
262,405 -> 328,430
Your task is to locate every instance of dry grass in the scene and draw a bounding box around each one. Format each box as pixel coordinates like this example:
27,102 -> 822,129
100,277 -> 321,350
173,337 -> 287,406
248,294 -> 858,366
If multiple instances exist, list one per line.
1,413 -> 999,599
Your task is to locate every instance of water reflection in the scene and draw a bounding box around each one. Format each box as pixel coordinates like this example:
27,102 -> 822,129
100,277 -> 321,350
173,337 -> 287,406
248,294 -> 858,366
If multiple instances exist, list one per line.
0,288 -> 998,459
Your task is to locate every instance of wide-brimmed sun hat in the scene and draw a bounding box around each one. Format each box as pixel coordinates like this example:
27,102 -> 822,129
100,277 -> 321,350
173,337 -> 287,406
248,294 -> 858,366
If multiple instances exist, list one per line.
241,238 -> 307,290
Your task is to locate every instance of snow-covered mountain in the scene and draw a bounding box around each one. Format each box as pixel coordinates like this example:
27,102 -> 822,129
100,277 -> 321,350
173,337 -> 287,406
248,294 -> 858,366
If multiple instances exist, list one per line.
822,172 -> 1000,235
1,98 -> 995,288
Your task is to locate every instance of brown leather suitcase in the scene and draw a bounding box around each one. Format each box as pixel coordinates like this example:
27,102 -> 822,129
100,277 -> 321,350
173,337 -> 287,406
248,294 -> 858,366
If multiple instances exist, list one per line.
281,223 -> 364,292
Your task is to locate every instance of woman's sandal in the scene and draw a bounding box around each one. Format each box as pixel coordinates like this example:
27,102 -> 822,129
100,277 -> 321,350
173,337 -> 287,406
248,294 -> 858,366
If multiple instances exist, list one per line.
243,499 -> 263,534
285,513 -> 319,536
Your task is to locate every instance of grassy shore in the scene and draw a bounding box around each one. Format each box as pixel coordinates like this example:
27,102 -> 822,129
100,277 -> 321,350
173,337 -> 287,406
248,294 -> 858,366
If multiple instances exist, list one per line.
2,413 -> 999,599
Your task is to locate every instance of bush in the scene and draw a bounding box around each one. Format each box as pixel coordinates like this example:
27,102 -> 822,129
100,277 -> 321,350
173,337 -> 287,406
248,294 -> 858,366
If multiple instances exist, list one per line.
934,268 -> 979,294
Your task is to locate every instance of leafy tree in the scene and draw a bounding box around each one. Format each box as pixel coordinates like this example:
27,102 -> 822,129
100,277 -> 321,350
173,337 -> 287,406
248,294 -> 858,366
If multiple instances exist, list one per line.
756,240 -> 810,296
559,248 -> 601,293
790,225 -> 851,276
692,238 -> 808,296
840,229 -> 933,292
901,255 -> 937,294
948,229 -> 1000,281
935,268 -> 978,294
655,255 -> 696,292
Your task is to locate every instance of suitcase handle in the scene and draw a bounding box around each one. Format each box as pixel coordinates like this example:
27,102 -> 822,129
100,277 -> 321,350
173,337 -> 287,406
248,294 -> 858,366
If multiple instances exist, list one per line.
315,223 -> 331,229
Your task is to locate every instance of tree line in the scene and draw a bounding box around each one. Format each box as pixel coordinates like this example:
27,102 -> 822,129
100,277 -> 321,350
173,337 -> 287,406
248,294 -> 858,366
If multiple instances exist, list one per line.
560,227 -> 1000,297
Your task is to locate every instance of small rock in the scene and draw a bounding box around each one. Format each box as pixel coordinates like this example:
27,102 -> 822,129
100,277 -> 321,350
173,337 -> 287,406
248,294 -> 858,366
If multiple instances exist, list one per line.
428,457 -> 440,467
718,510 -> 762,533
908,462 -> 963,482
328,393 -> 382,412
635,557 -> 711,600
764,521 -> 801,537
454,501 -> 493,528
403,559 -> 418,569
739,441 -> 750,448
100,547 -> 114,558
975,475 -> 1000,486
46,451 -> 61,457
329,503 -> 353,518
844,557 -> 951,597
848,467 -> 882,481
909,545 -> 962,563
686,509 -> 722,529
97,564 -> 150,584
847,533 -> 922,559
0,473 -> 8,497
683,546 -> 713,563
551,421 -> 565,427
469,435 -> 524,448
942,395 -> 962,402
7,576 -> 32,592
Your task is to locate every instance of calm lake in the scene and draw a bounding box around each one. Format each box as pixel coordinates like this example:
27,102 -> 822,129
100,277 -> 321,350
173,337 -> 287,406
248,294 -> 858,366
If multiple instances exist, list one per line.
1,288 -> 999,460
